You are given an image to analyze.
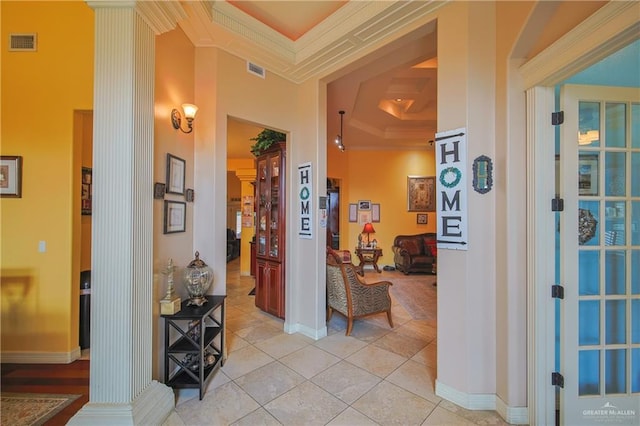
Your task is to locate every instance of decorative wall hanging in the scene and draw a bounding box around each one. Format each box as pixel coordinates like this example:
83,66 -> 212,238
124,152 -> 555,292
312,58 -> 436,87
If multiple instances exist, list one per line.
578,208 -> 597,245
166,153 -> 185,195
372,204 -> 381,222
472,155 -> 493,194
154,183 -> 166,199
578,154 -> 599,196
348,203 -> 357,222
0,155 -> 23,198
407,176 -> 436,212
417,213 -> 428,224
81,167 -> 92,215
164,200 -> 186,234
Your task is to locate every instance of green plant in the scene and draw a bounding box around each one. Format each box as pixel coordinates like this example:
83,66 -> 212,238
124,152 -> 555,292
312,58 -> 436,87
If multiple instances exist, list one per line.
250,129 -> 286,156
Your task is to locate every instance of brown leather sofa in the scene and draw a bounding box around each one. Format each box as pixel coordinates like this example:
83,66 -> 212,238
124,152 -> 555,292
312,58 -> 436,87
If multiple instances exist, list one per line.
391,233 -> 437,275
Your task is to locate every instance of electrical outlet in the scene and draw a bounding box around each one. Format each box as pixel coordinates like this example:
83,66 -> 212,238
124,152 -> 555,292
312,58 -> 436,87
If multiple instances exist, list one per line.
38,241 -> 46,253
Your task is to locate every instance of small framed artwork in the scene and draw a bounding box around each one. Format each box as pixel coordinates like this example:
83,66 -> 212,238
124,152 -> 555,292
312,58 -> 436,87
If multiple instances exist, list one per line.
358,210 -> 372,225
407,176 -> 436,212
358,200 -> 371,210
0,155 -> 23,198
348,203 -> 357,222
417,213 -> 428,224
372,203 -> 380,222
153,183 -> 166,199
166,153 -> 185,195
81,167 -> 92,215
164,200 -> 186,234
579,154 -> 599,196
185,188 -> 194,202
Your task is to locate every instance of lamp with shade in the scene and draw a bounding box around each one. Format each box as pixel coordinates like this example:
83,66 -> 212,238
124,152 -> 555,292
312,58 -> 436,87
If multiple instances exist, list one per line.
171,103 -> 198,134
361,222 -> 376,247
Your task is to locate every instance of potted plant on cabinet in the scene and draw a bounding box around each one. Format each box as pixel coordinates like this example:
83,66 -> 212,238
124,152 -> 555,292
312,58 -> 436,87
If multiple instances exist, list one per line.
250,129 -> 286,156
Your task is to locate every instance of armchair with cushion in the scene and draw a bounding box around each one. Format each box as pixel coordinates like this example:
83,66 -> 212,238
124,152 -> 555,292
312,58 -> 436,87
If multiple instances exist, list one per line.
391,233 -> 437,275
326,249 -> 393,335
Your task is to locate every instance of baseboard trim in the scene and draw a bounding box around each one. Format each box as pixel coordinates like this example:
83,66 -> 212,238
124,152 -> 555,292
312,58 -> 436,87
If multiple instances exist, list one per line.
68,380 -> 174,425
436,380 -> 529,424
496,395 -> 529,424
284,322 -> 327,340
1,347 -> 81,364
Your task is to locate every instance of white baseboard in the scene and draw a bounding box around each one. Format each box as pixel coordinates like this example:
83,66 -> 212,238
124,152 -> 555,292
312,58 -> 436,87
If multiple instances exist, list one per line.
436,380 -> 529,424
284,322 -> 327,340
496,396 -> 529,424
1,346 -> 81,364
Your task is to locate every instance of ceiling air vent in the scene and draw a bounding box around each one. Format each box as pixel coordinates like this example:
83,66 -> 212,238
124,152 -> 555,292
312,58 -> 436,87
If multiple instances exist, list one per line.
247,61 -> 265,79
9,33 -> 37,51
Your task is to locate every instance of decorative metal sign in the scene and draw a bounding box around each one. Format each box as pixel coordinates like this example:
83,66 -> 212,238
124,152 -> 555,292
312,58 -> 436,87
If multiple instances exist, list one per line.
435,128 -> 468,250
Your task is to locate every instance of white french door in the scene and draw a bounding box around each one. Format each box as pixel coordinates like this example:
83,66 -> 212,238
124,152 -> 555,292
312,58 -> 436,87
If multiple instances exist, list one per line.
559,84 -> 640,425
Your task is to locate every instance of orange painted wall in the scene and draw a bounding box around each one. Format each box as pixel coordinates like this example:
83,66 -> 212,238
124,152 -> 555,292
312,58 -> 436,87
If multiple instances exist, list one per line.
328,146 -> 436,266
1,1 -> 94,355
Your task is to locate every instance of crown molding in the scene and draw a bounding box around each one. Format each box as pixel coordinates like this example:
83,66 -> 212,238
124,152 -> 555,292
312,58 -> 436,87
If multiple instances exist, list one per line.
87,1 -> 187,34
520,1 -> 640,88
177,0 -> 446,83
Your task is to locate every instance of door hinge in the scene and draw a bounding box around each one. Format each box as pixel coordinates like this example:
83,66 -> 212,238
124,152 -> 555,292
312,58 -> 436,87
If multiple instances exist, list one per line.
552,196 -> 564,212
552,111 -> 564,125
552,372 -> 565,388
552,285 -> 564,299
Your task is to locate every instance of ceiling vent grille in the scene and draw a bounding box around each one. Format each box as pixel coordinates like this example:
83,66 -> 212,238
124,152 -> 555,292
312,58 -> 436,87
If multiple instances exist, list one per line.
247,61 -> 265,79
9,33 -> 37,51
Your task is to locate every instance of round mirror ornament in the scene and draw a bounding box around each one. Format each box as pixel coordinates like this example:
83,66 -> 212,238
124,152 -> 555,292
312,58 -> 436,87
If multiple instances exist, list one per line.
183,251 -> 213,306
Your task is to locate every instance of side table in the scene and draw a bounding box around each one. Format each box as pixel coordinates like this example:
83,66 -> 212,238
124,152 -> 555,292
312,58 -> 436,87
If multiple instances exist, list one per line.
355,247 -> 383,274
162,295 -> 226,400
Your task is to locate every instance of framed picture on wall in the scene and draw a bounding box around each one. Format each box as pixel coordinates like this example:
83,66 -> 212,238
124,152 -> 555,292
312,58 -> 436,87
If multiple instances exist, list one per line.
407,176 -> 436,212
578,154 -> 599,196
372,203 -> 380,222
0,156 -> 23,198
164,200 -> 186,234
417,213 -> 428,224
166,153 -> 185,195
348,203 -> 357,222
358,200 -> 371,210
81,167 -> 92,215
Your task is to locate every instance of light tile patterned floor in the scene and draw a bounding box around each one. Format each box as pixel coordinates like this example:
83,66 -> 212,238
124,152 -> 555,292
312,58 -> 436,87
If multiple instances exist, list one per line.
164,259 -> 508,426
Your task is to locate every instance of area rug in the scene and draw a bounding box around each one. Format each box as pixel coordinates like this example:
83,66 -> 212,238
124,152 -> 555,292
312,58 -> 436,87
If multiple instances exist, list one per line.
387,275 -> 437,321
1,393 -> 80,426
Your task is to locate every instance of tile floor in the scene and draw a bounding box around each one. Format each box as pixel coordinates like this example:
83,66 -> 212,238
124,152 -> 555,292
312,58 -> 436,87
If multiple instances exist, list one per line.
164,259 -> 508,426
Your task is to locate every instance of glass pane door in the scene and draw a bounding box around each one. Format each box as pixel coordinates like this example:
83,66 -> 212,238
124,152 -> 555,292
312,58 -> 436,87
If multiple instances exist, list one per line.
560,84 -> 639,425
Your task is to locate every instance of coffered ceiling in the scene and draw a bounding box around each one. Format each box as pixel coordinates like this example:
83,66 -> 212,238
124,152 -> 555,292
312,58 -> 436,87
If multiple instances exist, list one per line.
175,0 -> 442,155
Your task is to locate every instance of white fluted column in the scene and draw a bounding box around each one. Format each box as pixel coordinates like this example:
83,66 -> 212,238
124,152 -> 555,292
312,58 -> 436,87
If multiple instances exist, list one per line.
69,2 -> 174,424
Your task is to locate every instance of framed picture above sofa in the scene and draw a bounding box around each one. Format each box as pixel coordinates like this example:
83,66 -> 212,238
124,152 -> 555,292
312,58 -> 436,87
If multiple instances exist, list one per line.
407,176 -> 436,212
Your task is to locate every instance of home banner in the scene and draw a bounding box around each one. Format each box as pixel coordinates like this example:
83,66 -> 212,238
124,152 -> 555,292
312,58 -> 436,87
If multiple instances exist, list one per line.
435,127 -> 468,250
298,162 -> 313,239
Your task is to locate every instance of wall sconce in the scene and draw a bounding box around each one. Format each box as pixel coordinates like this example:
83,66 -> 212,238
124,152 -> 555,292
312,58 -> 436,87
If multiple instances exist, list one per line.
334,110 -> 345,152
171,103 -> 198,134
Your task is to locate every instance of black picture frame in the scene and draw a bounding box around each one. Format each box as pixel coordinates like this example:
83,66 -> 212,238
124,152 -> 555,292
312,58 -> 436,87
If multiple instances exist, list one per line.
166,153 -> 185,195
164,200 -> 186,234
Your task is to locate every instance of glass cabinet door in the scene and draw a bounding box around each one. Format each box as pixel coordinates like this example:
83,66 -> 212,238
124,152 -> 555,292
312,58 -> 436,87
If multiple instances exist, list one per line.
257,158 -> 267,256
269,153 -> 280,258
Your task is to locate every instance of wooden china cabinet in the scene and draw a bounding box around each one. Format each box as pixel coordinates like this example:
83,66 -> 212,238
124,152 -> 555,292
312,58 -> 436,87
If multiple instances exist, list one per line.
254,141 -> 286,318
